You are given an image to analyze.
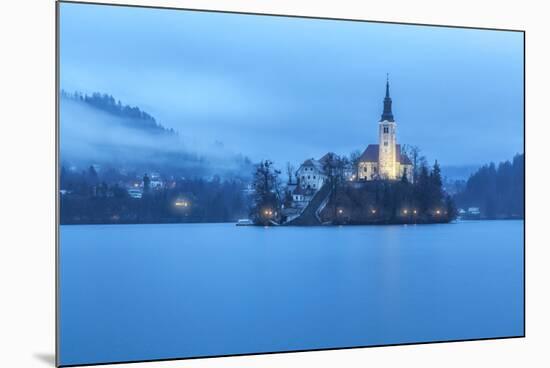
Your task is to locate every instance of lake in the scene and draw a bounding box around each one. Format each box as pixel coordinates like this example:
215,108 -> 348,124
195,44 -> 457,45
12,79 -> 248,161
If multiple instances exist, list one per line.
59,220 -> 524,366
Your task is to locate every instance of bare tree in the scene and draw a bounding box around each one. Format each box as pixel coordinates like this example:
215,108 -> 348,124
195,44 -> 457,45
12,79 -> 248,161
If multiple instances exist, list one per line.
285,161 -> 295,184
349,149 -> 362,178
402,145 -> 425,184
250,160 -> 282,225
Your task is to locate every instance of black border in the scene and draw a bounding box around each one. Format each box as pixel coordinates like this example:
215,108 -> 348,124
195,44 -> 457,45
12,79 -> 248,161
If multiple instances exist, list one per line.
55,1 -> 526,367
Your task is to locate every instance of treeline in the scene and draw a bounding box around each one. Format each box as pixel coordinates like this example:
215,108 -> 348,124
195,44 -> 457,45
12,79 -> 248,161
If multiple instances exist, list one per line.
60,166 -> 250,224
454,154 -> 524,219
321,160 -> 456,224
61,90 -> 176,135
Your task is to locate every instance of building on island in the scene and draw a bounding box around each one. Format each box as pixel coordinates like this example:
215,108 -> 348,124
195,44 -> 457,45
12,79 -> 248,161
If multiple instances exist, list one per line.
357,77 -> 413,182
286,77 -> 414,210
296,158 -> 327,190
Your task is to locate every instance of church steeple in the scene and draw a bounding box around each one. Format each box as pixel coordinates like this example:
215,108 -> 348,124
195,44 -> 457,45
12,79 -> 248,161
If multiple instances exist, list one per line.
380,74 -> 394,122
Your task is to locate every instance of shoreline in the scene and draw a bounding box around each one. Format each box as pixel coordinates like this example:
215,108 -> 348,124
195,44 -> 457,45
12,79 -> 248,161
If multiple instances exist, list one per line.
59,217 -> 524,226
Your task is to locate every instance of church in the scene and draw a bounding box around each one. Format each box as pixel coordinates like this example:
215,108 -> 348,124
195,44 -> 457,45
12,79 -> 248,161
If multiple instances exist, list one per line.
357,77 -> 413,182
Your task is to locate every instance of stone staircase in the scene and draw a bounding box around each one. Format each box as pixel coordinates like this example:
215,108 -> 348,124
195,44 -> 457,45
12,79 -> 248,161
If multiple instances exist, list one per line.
286,183 -> 331,226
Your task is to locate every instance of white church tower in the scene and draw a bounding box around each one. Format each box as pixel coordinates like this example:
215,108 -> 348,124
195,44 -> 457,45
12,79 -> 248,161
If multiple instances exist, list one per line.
378,75 -> 398,179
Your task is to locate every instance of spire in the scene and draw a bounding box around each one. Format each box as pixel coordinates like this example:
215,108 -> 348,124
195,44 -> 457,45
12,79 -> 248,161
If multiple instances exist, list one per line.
380,74 -> 394,122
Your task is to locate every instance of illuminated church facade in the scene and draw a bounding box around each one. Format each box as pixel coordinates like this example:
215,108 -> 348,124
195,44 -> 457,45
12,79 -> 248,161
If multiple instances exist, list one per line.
357,78 -> 413,182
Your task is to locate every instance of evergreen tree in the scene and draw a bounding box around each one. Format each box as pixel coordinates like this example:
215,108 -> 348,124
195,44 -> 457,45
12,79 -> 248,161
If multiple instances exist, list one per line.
429,160 -> 443,208
454,154 -> 523,218
416,163 -> 430,212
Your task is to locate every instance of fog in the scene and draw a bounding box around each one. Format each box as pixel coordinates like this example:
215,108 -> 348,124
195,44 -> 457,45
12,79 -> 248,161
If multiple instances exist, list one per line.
59,97 -> 251,177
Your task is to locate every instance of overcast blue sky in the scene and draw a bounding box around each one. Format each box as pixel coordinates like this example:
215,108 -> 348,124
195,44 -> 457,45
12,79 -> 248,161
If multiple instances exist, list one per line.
59,2 -> 523,167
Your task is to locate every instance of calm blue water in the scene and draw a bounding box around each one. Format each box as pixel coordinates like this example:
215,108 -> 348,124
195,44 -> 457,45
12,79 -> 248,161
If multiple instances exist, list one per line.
59,221 -> 524,365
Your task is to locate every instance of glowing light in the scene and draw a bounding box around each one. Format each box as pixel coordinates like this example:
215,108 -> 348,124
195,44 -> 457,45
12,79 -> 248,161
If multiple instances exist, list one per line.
436,209 -> 441,215
338,209 -> 344,214
413,210 -> 417,214
403,209 -> 408,215
371,209 -> 377,214
175,200 -> 189,207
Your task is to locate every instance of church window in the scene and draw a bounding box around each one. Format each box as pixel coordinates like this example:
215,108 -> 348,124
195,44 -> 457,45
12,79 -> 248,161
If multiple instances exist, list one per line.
364,167 -> 367,172
384,127 -> 389,133
384,141 -> 388,146
308,175 -> 310,179
313,176 -> 316,179
313,184 -> 316,188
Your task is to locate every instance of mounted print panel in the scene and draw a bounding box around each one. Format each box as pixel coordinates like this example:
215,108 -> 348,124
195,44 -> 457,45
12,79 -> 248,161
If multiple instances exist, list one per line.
56,1 -> 525,366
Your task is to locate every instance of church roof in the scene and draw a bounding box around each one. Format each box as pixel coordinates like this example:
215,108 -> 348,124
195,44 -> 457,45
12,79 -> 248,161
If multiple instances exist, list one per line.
358,145 -> 379,162
358,144 -> 412,165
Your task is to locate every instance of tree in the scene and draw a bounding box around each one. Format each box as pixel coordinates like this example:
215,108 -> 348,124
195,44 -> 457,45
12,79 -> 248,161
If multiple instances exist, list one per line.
349,149 -> 362,179
143,173 -> 151,193
454,154 -> 523,219
401,170 -> 409,184
322,153 -> 346,190
285,162 -> 295,184
429,160 -> 443,207
402,145 -> 425,184
416,163 -> 430,212
250,160 -> 282,225
445,195 -> 458,221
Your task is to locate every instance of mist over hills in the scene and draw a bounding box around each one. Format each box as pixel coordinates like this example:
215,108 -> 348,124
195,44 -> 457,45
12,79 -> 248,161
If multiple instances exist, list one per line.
59,91 -> 252,178
62,91 -> 177,136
